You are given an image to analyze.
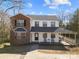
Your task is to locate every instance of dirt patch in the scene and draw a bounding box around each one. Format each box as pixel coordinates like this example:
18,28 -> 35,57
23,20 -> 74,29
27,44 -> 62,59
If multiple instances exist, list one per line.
38,49 -> 68,54
38,47 -> 79,54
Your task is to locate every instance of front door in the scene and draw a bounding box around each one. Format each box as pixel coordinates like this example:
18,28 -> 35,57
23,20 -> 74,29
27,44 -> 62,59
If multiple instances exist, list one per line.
15,32 -> 26,44
51,33 -> 55,43
43,33 -> 47,42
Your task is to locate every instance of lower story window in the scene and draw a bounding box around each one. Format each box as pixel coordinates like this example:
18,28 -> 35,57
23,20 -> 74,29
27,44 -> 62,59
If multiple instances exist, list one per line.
34,33 -> 39,40
51,33 -> 55,38
35,37 -> 38,40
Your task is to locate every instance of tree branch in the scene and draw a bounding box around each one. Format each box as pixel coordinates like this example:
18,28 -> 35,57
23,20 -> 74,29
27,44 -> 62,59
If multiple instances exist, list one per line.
5,6 -> 15,13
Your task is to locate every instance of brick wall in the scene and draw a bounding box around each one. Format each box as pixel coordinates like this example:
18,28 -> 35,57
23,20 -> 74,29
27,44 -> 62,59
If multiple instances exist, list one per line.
10,14 -> 30,45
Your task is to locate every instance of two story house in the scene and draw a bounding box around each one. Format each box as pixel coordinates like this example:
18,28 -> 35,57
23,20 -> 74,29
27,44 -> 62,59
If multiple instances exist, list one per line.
10,14 -> 77,45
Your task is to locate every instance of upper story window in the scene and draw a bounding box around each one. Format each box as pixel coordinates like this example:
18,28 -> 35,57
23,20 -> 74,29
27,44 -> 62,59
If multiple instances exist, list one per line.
35,21 -> 39,27
43,22 -> 47,27
16,20 -> 25,27
51,22 -> 55,27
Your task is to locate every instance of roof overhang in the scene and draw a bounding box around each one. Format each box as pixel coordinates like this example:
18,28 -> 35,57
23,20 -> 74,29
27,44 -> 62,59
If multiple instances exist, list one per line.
31,27 -> 77,34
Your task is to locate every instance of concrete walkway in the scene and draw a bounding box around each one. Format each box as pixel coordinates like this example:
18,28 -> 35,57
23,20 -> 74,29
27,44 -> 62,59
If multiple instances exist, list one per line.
0,54 -> 21,59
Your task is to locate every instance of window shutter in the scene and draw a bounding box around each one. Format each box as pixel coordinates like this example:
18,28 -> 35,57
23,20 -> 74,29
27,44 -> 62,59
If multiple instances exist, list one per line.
15,20 -> 16,26
24,20 -> 26,26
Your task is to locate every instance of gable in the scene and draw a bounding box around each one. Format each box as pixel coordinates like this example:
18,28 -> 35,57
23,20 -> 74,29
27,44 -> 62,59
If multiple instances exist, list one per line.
10,14 -> 30,20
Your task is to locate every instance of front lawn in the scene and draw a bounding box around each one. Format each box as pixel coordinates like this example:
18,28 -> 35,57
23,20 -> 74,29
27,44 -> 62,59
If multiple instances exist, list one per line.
0,43 -> 79,54
0,43 -> 28,54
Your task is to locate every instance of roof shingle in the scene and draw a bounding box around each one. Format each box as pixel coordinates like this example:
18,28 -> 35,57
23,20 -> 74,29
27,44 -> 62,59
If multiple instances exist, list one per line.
31,27 -> 58,32
27,15 -> 59,20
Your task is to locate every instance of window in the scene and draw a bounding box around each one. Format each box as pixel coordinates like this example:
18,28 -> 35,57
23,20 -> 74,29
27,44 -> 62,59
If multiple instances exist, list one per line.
51,33 -> 55,38
16,20 -> 24,27
34,33 -> 39,40
35,21 -> 39,27
43,33 -> 47,38
43,22 -> 47,27
51,22 -> 55,27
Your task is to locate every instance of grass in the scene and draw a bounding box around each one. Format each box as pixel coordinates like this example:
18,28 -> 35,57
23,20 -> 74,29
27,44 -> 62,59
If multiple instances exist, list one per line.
0,43 -> 79,54
0,43 -> 28,54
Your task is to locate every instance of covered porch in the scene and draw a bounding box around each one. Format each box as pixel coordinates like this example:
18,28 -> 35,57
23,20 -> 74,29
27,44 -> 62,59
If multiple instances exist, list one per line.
55,28 -> 77,46
31,27 -> 77,46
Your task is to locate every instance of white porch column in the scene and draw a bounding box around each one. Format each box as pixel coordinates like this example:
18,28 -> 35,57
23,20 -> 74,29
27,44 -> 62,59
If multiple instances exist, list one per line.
39,33 -> 44,42
54,33 -> 59,42
75,33 -> 77,45
31,32 -> 35,42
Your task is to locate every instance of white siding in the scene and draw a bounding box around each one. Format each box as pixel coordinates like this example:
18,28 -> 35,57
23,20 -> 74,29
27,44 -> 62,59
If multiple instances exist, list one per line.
30,18 -> 60,43
55,21 -> 59,27
30,19 -> 59,27
31,32 -> 60,43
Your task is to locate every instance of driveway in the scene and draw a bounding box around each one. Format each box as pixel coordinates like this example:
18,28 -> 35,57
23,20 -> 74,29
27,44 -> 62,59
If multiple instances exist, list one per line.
24,50 -> 79,59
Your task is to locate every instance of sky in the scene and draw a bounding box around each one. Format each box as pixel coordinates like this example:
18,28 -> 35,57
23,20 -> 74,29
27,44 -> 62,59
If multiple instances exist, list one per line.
0,0 -> 79,16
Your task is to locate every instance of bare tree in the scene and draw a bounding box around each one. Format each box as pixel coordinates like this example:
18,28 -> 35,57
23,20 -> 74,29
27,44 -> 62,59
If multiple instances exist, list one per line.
0,10 -> 11,44
0,0 -> 24,44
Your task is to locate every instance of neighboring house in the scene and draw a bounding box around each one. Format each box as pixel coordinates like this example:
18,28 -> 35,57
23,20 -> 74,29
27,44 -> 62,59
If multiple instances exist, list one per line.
10,14 -> 77,45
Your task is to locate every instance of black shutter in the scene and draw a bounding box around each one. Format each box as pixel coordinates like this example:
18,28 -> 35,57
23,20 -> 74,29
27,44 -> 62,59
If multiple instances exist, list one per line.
15,20 -> 16,26
24,20 -> 26,26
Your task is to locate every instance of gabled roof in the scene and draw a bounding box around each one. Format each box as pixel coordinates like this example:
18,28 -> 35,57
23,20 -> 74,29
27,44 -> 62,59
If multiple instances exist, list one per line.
10,14 -> 30,20
28,15 -> 59,21
10,14 -> 59,21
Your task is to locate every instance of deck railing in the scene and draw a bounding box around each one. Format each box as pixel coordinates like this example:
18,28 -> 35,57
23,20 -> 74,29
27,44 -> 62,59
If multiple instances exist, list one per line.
63,37 -> 76,45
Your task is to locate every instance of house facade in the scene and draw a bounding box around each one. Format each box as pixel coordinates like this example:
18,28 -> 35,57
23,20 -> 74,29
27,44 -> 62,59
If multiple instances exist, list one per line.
10,14 -> 77,45
30,15 -> 60,43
